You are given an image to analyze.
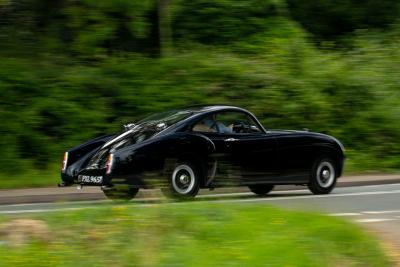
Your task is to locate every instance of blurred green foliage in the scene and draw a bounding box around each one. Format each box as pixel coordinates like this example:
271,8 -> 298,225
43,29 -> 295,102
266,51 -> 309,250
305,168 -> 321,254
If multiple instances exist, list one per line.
0,203 -> 391,266
287,0 -> 400,41
172,0 -> 288,44
0,0 -> 400,187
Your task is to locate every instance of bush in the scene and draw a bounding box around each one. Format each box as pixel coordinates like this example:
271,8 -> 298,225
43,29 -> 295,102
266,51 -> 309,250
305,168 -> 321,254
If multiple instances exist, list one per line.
1,0 -> 400,188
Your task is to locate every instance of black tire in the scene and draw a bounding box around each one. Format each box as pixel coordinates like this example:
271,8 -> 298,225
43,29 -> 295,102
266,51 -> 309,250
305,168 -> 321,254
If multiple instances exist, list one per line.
102,187 -> 139,201
161,161 -> 201,199
308,157 -> 337,195
248,184 -> 274,196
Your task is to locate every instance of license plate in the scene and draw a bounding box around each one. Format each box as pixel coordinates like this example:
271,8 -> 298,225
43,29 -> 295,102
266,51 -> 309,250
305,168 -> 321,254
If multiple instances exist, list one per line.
78,175 -> 103,184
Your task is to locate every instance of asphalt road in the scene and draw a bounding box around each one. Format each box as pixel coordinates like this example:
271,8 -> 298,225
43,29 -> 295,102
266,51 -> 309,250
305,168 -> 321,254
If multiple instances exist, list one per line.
1,183 -> 399,250
1,174 -> 400,205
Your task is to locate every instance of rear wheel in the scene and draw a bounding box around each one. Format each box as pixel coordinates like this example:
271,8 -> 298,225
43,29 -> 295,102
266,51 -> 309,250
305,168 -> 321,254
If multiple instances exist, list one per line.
161,162 -> 200,199
248,184 -> 274,196
308,158 -> 337,194
102,186 -> 139,201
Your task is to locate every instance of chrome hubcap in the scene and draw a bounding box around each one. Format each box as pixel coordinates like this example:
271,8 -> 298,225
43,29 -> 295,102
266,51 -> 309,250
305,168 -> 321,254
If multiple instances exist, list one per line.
179,174 -> 190,184
316,161 -> 335,188
172,164 -> 195,194
322,169 -> 330,179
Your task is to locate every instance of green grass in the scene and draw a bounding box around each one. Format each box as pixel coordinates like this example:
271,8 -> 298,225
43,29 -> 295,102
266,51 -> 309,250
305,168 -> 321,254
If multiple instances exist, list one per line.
0,202 -> 391,267
344,150 -> 400,174
0,165 -> 59,189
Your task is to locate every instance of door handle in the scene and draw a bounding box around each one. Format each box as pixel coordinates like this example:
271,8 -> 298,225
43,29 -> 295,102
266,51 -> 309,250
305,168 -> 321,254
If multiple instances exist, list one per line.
225,138 -> 238,142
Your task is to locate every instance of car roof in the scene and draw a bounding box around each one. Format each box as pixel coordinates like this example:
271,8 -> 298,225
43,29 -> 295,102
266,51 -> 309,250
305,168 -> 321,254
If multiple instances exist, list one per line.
151,104 -> 268,136
179,104 -> 246,114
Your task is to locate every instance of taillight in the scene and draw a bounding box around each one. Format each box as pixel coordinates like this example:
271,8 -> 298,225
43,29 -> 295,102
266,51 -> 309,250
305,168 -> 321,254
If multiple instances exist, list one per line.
105,154 -> 114,174
61,152 -> 69,172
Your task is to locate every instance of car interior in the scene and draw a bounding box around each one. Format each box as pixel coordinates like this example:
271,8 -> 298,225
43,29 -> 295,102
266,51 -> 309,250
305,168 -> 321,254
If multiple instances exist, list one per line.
192,112 -> 262,134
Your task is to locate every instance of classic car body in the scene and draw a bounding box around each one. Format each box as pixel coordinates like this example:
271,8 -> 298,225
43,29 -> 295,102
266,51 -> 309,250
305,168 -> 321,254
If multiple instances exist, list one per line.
60,105 -> 345,199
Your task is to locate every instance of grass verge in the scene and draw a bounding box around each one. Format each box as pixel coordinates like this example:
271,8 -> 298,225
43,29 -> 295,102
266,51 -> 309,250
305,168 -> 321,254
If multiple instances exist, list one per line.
0,202 -> 391,267
0,165 -> 59,189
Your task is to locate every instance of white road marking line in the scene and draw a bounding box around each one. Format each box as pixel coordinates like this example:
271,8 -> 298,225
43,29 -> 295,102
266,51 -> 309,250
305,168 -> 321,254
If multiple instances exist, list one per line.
1,183 -> 400,209
362,210 -> 400,215
0,207 -> 87,214
356,218 -> 397,223
200,182 -> 400,198
0,199 -> 109,208
329,213 -> 363,216
1,188 -> 400,214
200,192 -> 254,198
216,189 -> 400,203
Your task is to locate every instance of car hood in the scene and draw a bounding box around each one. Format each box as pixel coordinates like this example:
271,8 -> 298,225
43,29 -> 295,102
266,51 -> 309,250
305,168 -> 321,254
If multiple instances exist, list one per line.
268,130 -> 345,153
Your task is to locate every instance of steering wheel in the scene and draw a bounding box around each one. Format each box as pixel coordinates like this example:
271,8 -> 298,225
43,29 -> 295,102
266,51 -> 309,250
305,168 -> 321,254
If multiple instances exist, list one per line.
232,121 -> 246,133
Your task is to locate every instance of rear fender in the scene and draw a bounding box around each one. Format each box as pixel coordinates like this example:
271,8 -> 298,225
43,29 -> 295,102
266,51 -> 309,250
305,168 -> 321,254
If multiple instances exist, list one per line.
61,134 -> 116,183
66,135 -> 115,167
163,133 -> 216,187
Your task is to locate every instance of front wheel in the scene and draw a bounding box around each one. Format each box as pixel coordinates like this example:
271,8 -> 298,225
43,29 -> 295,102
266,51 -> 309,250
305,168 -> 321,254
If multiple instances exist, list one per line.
308,158 -> 337,194
248,184 -> 274,196
161,162 -> 200,199
102,186 -> 139,201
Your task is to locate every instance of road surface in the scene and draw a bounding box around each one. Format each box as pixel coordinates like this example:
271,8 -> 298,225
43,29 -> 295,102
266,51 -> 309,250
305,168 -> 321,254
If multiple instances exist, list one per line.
1,174 -> 399,205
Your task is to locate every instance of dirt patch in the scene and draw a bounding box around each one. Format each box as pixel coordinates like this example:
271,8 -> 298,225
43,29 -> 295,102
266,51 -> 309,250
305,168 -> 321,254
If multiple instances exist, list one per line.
364,227 -> 400,267
382,241 -> 400,267
0,219 -> 51,246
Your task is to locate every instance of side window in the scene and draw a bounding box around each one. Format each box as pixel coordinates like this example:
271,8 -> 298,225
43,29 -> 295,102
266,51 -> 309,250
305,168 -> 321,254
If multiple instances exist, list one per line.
216,111 -> 262,134
192,116 -> 218,133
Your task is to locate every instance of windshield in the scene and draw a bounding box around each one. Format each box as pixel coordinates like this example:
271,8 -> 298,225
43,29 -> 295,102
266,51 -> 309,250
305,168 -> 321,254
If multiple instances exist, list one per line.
138,110 -> 193,127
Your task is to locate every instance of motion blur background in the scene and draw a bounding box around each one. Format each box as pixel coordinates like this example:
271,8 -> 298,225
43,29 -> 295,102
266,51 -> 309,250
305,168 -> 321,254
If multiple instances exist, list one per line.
1,0 -> 400,188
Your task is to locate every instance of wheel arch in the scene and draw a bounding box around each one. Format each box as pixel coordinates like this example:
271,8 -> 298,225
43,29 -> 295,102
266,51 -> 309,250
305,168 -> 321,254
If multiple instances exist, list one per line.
162,132 -> 216,188
311,144 -> 344,178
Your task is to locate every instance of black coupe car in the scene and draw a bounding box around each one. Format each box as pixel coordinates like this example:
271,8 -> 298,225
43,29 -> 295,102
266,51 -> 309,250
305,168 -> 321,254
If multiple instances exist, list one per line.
60,105 -> 345,200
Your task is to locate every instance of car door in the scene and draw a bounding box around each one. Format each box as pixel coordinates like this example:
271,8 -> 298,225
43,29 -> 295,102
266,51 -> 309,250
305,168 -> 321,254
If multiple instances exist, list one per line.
213,111 -> 279,185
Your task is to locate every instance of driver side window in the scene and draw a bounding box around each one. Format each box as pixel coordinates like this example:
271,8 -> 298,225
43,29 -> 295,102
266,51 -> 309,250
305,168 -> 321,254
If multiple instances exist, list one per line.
216,111 -> 262,134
